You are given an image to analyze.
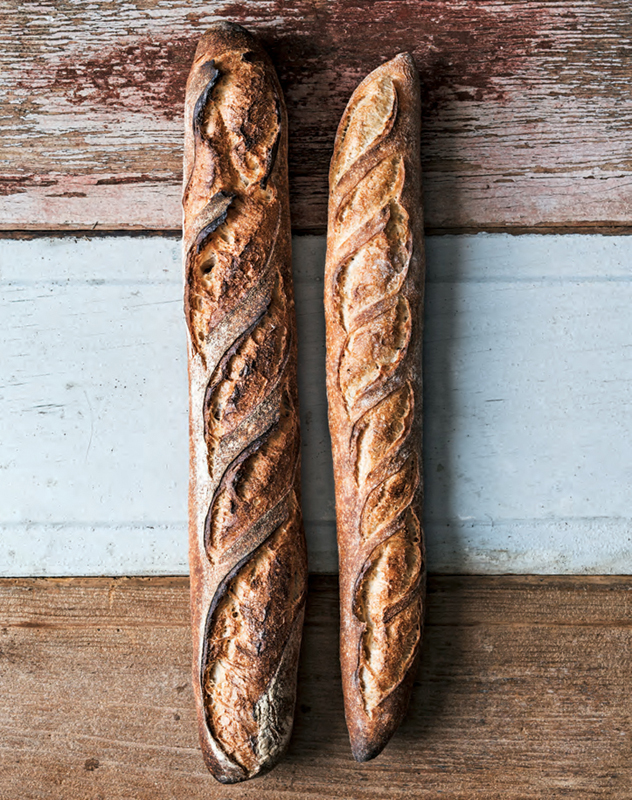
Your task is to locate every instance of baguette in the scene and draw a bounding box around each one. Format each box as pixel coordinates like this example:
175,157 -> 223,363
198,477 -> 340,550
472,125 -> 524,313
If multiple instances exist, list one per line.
324,53 -> 425,762
183,23 -> 307,783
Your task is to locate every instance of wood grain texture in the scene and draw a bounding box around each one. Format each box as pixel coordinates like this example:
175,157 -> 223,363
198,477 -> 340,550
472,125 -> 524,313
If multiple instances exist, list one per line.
0,575 -> 630,799
2,0 -> 632,233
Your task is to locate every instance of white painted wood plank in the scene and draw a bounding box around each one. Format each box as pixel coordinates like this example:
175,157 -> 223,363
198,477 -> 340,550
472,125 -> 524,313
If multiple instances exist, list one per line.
0,237 -> 191,573
1,234 -> 631,576
423,237 -> 632,572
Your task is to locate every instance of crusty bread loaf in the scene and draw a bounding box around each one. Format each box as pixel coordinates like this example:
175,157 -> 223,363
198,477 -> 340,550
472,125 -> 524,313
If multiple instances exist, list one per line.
183,22 -> 307,783
324,53 -> 425,762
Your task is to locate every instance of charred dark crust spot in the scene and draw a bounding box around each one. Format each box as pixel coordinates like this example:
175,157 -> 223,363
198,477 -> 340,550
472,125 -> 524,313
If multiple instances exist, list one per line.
209,189 -> 236,206
193,60 -> 220,140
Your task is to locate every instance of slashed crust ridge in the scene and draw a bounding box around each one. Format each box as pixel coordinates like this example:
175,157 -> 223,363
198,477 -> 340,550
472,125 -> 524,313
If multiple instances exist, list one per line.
325,53 -> 425,762
183,23 -> 307,784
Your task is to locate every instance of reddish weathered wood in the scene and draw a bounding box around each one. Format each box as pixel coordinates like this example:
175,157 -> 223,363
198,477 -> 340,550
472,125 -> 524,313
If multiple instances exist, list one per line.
0,576 -> 630,798
1,0 -> 631,232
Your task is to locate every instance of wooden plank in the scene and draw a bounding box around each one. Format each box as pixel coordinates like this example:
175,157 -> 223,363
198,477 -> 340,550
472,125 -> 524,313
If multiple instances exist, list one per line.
0,575 -> 629,798
1,1 -> 632,233
2,234 -> 632,576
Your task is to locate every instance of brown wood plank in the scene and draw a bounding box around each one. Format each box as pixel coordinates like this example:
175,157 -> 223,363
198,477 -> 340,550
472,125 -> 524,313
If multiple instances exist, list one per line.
0,576 -> 630,798
1,1 -> 632,233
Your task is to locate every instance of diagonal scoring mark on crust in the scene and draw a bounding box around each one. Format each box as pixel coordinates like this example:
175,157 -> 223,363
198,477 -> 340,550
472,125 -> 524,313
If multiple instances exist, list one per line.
193,191 -> 237,248
185,198 -> 281,360
337,200 -> 412,333
336,156 -> 405,241
339,295 -> 412,407
184,47 -> 284,360
201,495 -> 307,775
352,511 -> 423,712
203,274 -> 291,476
360,454 -> 419,540
193,61 -> 221,141
329,64 -> 422,717
331,73 -> 398,187
260,94 -> 282,189
334,156 -> 411,413
352,382 -> 414,486
183,62 -> 222,208
204,394 -> 300,559
184,35 -> 305,779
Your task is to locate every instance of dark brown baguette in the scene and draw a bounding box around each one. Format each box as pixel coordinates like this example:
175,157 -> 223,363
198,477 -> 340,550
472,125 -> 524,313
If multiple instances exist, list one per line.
183,22 -> 307,784
324,53 -> 426,762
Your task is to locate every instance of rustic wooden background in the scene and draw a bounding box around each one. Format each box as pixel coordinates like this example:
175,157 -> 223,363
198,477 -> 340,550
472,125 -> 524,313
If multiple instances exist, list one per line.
1,1 -> 632,797
2,0 -> 632,232
1,576 -> 630,798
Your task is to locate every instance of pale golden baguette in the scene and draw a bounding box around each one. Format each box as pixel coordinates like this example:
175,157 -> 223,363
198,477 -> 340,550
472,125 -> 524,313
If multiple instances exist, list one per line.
324,53 -> 425,762
183,22 -> 307,783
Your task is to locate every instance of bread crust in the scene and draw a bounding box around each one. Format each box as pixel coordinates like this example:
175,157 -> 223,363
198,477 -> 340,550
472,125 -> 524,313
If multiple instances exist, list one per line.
183,22 -> 307,783
324,53 -> 425,762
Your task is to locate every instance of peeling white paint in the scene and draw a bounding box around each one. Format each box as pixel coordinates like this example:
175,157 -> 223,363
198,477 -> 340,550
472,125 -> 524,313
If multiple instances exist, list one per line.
1,234 -> 632,575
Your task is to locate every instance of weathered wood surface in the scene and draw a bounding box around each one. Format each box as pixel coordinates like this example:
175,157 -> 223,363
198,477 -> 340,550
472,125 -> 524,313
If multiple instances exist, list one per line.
0,575 -> 630,799
3,234 -> 632,576
1,0 -> 632,233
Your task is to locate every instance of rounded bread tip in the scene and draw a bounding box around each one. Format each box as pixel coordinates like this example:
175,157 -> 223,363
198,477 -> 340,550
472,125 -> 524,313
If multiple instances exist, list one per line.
201,745 -> 249,785
201,20 -> 252,36
350,733 -> 385,764
194,20 -> 258,59
206,20 -> 249,32
215,770 -> 248,785
388,51 -> 415,71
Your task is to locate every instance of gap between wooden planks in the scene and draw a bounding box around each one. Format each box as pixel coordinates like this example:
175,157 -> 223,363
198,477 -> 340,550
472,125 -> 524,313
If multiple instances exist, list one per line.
2,0 -> 632,233
0,575 -> 630,799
